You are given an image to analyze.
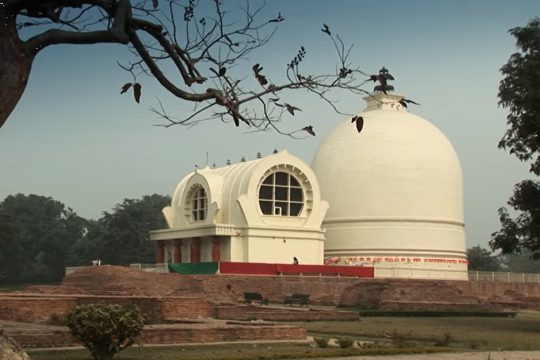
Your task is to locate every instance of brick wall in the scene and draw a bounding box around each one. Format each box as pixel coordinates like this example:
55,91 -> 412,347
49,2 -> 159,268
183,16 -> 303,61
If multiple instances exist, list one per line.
0,295 -> 214,325
161,297 -> 214,320
0,297 -> 76,325
139,324 -> 306,344
6,267 -> 540,326
59,266 -> 540,310
8,331 -> 78,349
194,274 -> 362,305
214,304 -> 358,321
76,296 -> 164,324
8,323 -> 306,348
192,275 -> 540,310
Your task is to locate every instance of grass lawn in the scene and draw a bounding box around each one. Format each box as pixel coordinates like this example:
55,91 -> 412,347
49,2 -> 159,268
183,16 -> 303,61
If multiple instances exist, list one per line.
299,311 -> 540,351
28,343 -> 450,360
27,311 -> 540,359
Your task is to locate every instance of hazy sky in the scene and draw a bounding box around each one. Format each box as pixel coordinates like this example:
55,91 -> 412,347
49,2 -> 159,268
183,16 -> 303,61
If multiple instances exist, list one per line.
1,0 -> 539,249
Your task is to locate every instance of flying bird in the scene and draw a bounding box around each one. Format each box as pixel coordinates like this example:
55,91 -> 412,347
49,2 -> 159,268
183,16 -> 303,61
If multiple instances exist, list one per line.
302,126 -> 316,136
351,115 -> 364,133
321,23 -> 331,35
399,98 -> 420,108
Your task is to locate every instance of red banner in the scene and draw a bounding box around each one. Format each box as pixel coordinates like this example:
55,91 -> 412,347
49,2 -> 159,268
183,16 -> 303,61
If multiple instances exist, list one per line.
218,262 -> 374,277
219,261 -> 276,275
276,264 -> 374,277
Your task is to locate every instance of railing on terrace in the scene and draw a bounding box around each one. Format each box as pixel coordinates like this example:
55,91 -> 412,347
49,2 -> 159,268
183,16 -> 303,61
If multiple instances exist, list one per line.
129,263 -> 168,273
468,271 -> 540,283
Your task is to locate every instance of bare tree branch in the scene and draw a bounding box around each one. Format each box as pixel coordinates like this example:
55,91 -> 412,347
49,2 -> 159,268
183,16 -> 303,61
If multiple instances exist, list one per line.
1,0 -> 384,134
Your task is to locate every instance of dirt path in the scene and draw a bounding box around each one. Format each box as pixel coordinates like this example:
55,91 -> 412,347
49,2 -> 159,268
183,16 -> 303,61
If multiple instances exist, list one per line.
316,351 -> 540,360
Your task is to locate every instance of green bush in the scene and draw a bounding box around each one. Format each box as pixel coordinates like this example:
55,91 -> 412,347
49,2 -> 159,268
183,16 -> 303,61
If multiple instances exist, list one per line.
313,337 -> 330,348
336,338 -> 354,348
66,303 -> 145,360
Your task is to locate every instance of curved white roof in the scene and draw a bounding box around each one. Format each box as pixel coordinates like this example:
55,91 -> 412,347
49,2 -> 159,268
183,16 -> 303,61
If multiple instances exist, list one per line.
163,150 -> 328,229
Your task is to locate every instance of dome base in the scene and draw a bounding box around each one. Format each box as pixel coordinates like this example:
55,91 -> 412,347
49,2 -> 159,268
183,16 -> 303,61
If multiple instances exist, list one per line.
324,253 -> 468,280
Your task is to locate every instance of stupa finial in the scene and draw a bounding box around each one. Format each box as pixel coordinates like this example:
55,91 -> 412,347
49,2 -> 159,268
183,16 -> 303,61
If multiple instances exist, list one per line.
371,67 -> 395,94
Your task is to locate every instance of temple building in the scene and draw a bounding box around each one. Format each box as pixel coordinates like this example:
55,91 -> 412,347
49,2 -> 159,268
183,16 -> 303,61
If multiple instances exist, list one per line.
150,72 -> 468,280
149,150 -> 329,265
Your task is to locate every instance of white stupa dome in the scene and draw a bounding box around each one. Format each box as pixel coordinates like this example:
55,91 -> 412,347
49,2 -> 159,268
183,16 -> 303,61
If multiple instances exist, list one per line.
312,92 -> 467,280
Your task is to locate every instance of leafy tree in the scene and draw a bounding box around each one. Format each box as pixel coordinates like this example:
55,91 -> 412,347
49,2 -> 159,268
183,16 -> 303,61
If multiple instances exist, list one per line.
0,211 -> 22,284
66,219 -> 107,267
503,251 -> 540,273
68,194 -> 170,266
1,0 -> 371,135
100,194 -> 170,264
491,18 -> 540,258
467,246 -> 502,272
66,303 -> 145,360
0,193 -> 85,284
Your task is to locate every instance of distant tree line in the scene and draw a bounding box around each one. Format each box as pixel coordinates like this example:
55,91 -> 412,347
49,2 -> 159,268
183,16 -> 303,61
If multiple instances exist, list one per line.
0,193 -> 169,285
467,245 -> 540,273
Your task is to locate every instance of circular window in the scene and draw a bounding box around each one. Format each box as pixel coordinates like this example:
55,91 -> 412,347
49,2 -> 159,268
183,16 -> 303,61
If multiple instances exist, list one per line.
258,171 -> 304,216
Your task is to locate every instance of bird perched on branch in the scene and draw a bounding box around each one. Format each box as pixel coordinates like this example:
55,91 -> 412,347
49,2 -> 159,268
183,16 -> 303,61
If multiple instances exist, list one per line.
252,63 -> 268,86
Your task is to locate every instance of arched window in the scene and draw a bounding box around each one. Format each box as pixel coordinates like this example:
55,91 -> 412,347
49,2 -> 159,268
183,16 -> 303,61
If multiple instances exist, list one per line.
189,185 -> 207,221
258,171 -> 304,216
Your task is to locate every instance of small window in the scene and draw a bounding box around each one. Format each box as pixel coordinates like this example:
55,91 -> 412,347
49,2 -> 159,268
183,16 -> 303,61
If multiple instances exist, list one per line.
291,188 -> 303,202
189,185 -> 208,221
275,172 -> 288,185
258,171 -> 304,216
259,185 -> 273,200
260,201 -> 273,215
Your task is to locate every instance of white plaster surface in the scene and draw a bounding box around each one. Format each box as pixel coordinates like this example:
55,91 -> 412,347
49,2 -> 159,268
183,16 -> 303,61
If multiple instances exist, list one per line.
312,93 -> 467,278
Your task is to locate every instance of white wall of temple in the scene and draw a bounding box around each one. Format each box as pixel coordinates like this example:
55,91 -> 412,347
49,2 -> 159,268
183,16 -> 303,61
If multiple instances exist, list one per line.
323,221 -> 466,258
374,263 -> 468,280
229,236 -> 247,262
246,237 -> 324,264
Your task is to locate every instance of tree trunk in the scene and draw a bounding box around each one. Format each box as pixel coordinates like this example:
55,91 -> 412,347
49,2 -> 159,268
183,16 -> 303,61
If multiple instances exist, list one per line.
0,7 -> 34,129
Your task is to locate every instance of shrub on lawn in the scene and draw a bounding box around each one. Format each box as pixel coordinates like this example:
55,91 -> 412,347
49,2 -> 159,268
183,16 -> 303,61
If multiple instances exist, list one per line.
66,303 -> 145,360
313,337 -> 330,348
336,338 -> 354,348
